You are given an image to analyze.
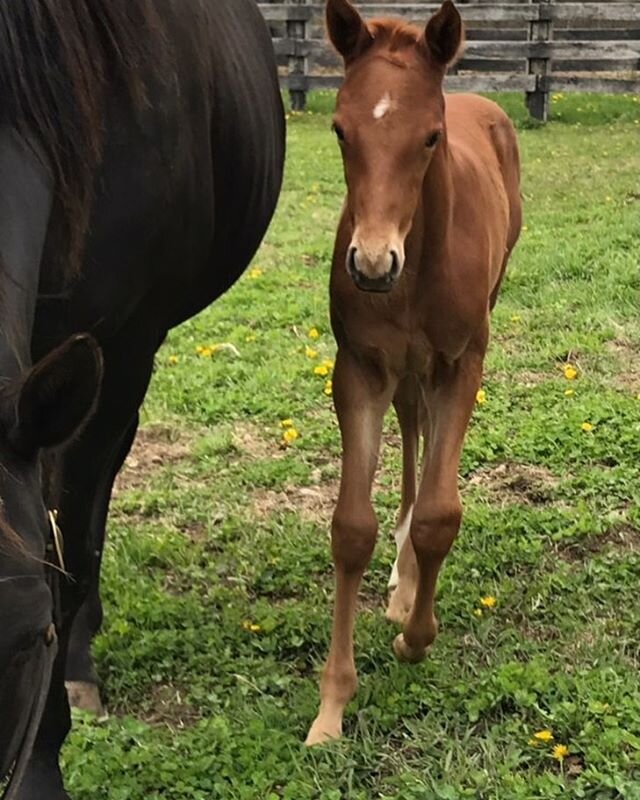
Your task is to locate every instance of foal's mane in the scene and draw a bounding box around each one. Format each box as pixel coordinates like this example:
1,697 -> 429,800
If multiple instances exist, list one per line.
0,0 -> 165,277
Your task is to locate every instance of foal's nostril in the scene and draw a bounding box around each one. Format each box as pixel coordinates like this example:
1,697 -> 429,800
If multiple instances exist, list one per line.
389,250 -> 400,280
347,246 -> 358,277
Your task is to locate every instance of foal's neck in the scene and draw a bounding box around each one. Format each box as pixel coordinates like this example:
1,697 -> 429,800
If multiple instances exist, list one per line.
417,133 -> 453,264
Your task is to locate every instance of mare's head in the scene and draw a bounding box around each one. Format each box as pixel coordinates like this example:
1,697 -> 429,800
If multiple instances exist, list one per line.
327,0 -> 464,292
0,334 -> 103,779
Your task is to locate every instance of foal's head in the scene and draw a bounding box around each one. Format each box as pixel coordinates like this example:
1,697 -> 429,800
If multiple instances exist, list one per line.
327,0 -> 463,292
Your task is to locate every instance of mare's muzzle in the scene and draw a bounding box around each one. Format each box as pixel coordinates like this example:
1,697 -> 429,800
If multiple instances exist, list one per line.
0,577 -> 55,792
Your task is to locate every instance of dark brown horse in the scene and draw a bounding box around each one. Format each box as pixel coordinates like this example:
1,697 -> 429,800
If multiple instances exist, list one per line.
0,1 -> 284,797
306,0 -> 521,745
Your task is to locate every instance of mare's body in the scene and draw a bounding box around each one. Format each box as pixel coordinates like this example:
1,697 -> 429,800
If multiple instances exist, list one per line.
0,1 -> 284,797
307,0 -> 521,745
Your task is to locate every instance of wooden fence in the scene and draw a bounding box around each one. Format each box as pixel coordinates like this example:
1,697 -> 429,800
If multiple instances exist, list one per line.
258,1 -> 640,120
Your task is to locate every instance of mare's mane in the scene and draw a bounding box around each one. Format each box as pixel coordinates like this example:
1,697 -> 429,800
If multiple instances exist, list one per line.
0,0 -> 165,276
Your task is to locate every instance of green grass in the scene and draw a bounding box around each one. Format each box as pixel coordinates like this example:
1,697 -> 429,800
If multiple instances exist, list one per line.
62,92 -> 640,799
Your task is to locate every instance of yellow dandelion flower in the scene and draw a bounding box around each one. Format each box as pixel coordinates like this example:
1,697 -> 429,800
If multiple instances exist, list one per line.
581,422 -> 594,432
563,364 -> 578,381
305,346 -> 318,359
198,347 -> 213,358
242,621 -> 261,633
476,389 -> 487,405
167,355 -> 179,365
282,427 -> 299,445
510,314 -> 522,323
324,380 -> 333,396
552,744 -> 569,761
308,327 -> 320,340
322,359 -> 335,371
249,267 -> 263,279
564,389 -> 574,397
533,730 -> 554,743
314,365 -> 329,377
280,418 -> 294,428
480,595 -> 497,609
473,608 -> 483,618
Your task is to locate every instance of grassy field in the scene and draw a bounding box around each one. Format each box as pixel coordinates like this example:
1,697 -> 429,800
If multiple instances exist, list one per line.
63,93 -> 640,799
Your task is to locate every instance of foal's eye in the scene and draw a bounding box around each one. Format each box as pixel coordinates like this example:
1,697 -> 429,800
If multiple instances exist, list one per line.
332,123 -> 345,143
425,131 -> 441,148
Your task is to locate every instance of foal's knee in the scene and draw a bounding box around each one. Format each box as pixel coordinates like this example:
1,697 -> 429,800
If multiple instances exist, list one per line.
410,501 -> 462,560
331,504 -> 378,573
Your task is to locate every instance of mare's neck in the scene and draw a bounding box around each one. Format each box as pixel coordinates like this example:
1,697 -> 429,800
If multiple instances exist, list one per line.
0,128 -> 52,379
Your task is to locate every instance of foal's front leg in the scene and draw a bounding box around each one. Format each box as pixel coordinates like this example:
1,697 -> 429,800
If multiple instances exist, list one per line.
394,345 -> 484,664
306,350 -> 395,746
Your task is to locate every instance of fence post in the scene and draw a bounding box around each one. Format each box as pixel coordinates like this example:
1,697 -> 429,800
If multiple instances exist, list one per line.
526,0 -> 553,121
287,0 -> 309,111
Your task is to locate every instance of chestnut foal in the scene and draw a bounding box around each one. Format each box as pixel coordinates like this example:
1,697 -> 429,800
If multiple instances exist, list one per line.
306,0 -> 522,745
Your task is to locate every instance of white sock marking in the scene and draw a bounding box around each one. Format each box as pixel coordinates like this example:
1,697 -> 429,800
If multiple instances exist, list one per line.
388,504 -> 414,588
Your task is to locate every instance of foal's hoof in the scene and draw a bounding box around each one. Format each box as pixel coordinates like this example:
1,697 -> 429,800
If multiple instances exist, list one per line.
65,681 -> 106,716
305,716 -> 342,747
393,633 -> 428,664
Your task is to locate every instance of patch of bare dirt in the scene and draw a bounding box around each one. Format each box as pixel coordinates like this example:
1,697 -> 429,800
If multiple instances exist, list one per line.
557,524 -> 640,562
606,338 -> 640,393
140,684 -> 201,729
114,425 -> 193,494
232,421 -> 282,460
467,462 -> 560,506
253,479 -> 339,524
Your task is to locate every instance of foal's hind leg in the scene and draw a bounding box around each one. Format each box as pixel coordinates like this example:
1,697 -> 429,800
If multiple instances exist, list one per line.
394,343 -> 484,664
386,378 -> 421,625
306,350 -> 396,746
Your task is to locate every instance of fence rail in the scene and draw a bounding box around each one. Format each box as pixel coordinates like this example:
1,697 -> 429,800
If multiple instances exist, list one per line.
258,1 -> 640,119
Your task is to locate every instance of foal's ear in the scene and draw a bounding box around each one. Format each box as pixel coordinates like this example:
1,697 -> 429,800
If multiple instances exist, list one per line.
423,0 -> 464,68
12,334 -> 103,454
326,0 -> 373,64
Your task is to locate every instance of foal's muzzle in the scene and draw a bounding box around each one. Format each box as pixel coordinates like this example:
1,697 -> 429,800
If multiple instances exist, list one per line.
347,246 -> 401,293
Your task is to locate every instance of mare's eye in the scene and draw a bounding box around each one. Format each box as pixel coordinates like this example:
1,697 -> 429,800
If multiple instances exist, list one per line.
332,123 -> 345,143
425,131 -> 441,148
